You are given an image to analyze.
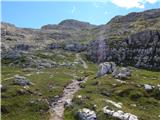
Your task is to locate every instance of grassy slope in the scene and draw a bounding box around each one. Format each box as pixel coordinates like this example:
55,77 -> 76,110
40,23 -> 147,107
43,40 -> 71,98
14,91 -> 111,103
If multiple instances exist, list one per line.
1,51 -> 85,120
64,62 -> 160,120
1,51 -> 160,120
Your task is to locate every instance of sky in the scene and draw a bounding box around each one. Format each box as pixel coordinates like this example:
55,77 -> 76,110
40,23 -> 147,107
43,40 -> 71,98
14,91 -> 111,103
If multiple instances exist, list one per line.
1,0 -> 160,28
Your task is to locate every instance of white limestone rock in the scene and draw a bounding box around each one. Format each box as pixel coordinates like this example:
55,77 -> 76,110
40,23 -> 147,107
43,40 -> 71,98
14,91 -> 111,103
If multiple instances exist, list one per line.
78,108 -> 97,120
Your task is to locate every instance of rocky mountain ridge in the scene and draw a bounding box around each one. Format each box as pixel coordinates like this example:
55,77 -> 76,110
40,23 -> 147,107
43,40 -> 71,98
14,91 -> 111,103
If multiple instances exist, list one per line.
1,8 -> 160,70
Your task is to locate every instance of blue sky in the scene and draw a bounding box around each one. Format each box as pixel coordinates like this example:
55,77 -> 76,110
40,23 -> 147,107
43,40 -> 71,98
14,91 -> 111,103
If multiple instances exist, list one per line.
1,0 -> 160,28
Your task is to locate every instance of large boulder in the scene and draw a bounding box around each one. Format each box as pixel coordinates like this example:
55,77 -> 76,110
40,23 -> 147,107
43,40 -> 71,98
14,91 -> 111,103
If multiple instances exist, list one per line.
78,108 -> 97,120
97,62 -> 116,77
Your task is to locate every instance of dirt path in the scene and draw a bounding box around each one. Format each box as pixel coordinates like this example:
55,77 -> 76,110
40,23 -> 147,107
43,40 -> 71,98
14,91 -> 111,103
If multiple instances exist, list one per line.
49,77 -> 88,120
76,53 -> 88,69
49,54 -> 88,120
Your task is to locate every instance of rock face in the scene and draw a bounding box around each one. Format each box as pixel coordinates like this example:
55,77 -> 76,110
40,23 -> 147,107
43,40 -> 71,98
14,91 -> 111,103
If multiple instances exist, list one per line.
103,106 -> 138,120
121,30 -> 160,70
96,62 -> 116,77
88,40 -> 108,63
78,108 -> 97,120
88,30 -> 160,70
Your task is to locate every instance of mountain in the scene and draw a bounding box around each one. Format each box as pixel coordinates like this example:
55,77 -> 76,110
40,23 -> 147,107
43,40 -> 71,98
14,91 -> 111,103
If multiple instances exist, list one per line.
93,8 -> 160,41
41,19 -> 96,30
1,8 -> 160,69
88,8 -> 160,70
1,8 -> 160,120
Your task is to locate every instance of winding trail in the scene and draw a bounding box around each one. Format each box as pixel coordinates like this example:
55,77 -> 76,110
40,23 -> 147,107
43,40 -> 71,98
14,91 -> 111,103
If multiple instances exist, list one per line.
49,54 -> 88,120
76,53 -> 88,69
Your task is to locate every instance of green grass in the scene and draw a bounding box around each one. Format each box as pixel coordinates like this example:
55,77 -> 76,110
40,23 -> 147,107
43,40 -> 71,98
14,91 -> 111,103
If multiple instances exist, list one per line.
35,50 -> 76,63
1,52 -> 86,120
64,64 -> 160,120
2,52 -> 160,120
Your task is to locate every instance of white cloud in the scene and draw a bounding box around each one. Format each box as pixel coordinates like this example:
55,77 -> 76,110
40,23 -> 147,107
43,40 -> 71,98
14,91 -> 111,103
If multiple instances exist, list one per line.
145,0 -> 157,4
111,0 -> 158,9
71,6 -> 76,13
111,0 -> 144,8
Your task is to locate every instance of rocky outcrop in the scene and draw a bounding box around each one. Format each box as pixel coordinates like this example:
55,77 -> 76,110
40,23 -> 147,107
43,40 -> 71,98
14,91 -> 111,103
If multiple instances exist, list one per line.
87,9 -> 160,70
120,30 -> 160,69
88,30 -> 160,70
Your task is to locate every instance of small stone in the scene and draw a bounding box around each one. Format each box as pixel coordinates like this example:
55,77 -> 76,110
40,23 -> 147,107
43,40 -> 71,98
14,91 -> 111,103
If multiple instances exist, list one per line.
1,84 -> 7,92
77,95 -> 82,99
131,104 -> 137,107
144,84 -> 153,91
64,100 -> 72,107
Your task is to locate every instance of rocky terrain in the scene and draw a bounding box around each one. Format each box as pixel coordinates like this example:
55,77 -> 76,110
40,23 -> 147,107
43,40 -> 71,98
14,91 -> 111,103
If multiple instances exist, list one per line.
1,8 -> 160,120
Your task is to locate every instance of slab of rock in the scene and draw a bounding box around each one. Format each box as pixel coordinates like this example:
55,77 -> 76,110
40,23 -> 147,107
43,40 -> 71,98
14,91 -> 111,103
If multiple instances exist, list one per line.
105,99 -> 122,109
78,108 -> 97,120
103,106 -> 138,120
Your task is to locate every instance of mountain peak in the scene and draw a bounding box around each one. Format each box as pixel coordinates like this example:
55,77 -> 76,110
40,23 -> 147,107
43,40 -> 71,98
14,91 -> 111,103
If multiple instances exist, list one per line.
58,19 -> 96,29
108,8 -> 160,24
